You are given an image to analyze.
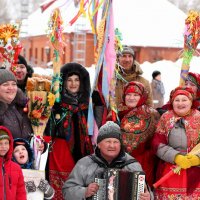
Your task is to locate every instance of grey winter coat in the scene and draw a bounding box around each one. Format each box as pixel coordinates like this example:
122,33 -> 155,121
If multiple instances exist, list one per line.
151,79 -> 165,109
0,88 -> 32,139
62,147 -> 153,200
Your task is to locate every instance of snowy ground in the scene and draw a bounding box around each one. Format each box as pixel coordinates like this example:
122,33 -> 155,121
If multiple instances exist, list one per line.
33,57 -> 200,104
141,57 -> 200,103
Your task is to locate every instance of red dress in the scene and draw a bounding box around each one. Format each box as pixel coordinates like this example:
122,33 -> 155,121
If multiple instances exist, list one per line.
119,104 -> 159,187
152,109 -> 200,199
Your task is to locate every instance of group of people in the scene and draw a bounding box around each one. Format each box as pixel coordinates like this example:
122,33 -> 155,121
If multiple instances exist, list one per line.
0,45 -> 200,200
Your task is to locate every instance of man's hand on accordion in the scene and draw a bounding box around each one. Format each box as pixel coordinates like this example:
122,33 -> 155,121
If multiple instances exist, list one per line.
85,182 -> 99,198
139,186 -> 151,200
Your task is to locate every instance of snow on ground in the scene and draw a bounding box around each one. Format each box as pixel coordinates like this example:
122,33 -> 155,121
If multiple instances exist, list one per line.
141,57 -> 200,103
33,57 -> 200,104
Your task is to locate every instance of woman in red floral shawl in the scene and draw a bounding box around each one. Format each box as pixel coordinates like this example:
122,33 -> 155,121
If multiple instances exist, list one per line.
152,86 -> 200,199
117,81 -> 160,187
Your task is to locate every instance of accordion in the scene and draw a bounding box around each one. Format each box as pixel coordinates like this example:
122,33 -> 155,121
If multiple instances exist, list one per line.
93,169 -> 145,200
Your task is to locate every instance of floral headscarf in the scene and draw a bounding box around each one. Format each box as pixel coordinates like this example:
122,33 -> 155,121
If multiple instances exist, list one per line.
123,81 -> 148,107
186,72 -> 200,98
170,86 -> 194,103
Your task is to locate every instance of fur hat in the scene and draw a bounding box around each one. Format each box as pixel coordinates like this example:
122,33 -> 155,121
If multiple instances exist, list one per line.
0,129 -> 10,141
97,121 -> 122,144
0,69 -> 17,85
152,70 -> 161,79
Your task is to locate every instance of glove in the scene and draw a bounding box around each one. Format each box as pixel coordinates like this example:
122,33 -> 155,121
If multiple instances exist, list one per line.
25,181 -> 37,193
38,179 -> 55,199
174,154 -> 191,169
186,154 -> 200,166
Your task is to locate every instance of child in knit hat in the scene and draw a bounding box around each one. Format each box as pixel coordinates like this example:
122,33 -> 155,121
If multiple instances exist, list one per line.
12,138 -> 55,200
0,126 -> 26,200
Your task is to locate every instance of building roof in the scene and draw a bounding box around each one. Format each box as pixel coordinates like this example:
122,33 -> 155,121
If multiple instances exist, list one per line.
21,0 -> 186,48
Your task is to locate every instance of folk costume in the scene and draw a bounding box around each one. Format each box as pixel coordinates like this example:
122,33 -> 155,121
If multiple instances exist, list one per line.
118,81 -> 160,187
152,87 -> 200,199
47,63 -> 94,199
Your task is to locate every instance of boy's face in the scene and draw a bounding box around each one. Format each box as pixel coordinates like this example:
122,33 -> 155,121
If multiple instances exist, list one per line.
0,139 -> 10,157
13,145 -> 28,164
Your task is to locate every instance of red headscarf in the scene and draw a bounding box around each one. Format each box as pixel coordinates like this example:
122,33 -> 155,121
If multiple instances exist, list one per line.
165,86 -> 195,110
186,72 -> 200,98
123,81 -> 148,107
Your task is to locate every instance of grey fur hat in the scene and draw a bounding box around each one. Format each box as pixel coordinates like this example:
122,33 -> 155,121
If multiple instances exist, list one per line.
0,69 -> 16,85
97,121 -> 122,144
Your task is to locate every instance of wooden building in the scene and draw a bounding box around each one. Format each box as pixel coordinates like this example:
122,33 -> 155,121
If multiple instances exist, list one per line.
20,32 -> 182,68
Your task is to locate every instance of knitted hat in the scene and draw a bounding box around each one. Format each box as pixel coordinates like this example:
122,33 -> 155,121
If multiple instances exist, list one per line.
0,69 -> 17,85
97,121 -> 122,144
17,55 -> 34,77
121,46 -> 135,58
0,129 -> 10,141
17,55 -> 28,68
152,70 -> 161,79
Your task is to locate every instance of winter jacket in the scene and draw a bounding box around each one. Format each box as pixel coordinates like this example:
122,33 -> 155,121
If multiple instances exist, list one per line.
0,88 -> 32,139
62,147 -> 153,200
151,79 -> 165,109
115,61 -> 153,107
0,126 -> 26,200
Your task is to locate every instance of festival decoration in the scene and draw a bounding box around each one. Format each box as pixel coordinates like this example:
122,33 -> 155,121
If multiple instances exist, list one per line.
179,10 -> 200,86
44,0 -> 117,138
87,0 -> 117,137
26,75 -> 55,169
153,143 -> 200,188
47,8 -> 65,103
26,75 -> 55,136
0,22 -> 22,70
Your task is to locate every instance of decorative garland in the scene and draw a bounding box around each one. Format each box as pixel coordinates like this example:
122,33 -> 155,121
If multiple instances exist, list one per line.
0,22 -> 22,71
47,8 -> 65,103
180,10 -> 200,86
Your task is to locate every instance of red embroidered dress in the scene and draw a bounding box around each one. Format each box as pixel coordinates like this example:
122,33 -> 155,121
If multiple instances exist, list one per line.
152,109 -> 200,199
119,104 -> 159,187
118,81 -> 160,187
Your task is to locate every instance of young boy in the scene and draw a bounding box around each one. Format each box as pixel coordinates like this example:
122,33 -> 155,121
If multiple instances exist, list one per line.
0,126 -> 26,200
13,138 -> 55,200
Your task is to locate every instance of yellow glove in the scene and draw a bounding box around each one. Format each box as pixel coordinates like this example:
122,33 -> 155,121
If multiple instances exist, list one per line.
174,154 -> 191,169
186,154 -> 200,166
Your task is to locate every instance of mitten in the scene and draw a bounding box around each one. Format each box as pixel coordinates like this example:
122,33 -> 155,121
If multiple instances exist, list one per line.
38,179 -> 55,199
25,181 -> 37,193
186,154 -> 200,166
174,154 -> 191,169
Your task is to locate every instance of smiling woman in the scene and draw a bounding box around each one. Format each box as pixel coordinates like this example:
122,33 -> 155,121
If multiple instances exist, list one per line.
152,86 -> 200,199
0,69 -> 33,139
